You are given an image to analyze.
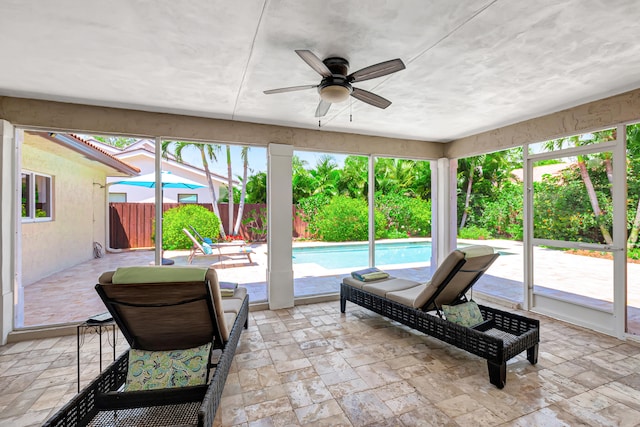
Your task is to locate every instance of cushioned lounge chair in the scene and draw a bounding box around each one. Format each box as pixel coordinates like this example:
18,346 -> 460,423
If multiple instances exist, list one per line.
183,228 -> 254,265
43,266 -> 248,427
189,225 -> 215,245
341,245 -> 540,388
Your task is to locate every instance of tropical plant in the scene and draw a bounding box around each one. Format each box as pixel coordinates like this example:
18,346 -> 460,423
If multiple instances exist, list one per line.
292,155 -> 314,203
242,208 -> 267,241
161,140 -> 226,237
544,134 -> 613,244
310,155 -> 341,197
337,155 -> 368,198
245,172 -> 267,203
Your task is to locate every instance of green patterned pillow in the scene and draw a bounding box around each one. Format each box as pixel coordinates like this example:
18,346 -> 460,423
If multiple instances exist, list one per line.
125,343 -> 211,391
442,301 -> 484,327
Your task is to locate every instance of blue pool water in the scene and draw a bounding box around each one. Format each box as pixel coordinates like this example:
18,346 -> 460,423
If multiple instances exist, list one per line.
292,241 -> 432,269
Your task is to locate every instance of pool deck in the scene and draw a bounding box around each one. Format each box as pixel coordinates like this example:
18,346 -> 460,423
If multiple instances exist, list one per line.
17,238 -> 640,335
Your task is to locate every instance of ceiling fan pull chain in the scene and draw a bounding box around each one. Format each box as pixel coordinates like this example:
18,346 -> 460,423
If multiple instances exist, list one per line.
318,120 -> 321,128
350,98 -> 353,122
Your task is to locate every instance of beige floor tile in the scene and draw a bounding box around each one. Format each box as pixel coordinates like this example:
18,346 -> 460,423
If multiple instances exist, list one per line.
3,300 -> 640,426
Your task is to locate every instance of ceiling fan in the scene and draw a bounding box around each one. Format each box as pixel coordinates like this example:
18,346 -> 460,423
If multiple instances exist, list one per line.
264,49 -> 405,117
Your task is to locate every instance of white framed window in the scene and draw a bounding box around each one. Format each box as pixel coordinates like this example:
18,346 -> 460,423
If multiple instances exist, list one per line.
178,193 -> 198,203
109,192 -> 127,203
22,171 -> 53,221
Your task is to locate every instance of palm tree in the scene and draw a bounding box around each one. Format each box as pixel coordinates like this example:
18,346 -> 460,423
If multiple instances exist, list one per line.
245,172 -> 267,203
544,136 -> 613,244
338,156 -> 368,198
310,155 -> 340,197
458,154 -> 485,230
225,145 -> 234,235
292,155 -> 314,203
626,124 -> 640,248
161,140 -> 226,237
233,147 -> 250,235
411,160 -> 432,200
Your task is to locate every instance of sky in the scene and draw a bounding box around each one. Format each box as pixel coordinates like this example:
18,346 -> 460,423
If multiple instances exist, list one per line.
183,145 -> 347,178
85,134 -> 347,178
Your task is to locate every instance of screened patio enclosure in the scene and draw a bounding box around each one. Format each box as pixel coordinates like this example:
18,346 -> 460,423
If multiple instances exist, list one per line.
3,89 -> 640,344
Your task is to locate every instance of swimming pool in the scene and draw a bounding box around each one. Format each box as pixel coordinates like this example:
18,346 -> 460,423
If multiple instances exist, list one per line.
292,241 -> 432,269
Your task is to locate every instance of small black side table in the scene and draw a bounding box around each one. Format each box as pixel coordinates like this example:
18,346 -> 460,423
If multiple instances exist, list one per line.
77,319 -> 118,392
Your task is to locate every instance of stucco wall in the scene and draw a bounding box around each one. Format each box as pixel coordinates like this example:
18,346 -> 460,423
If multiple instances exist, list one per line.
21,138 -> 107,285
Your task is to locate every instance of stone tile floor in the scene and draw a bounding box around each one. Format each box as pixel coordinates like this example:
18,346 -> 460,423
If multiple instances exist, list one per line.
20,239 -> 640,332
2,299 -> 640,426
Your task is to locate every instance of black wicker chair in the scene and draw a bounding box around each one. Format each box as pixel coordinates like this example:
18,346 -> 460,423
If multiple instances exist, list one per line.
341,246 -> 539,389
43,266 -> 248,427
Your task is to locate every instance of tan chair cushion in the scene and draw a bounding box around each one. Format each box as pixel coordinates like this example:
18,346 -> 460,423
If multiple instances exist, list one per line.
111,266 -> 207,284
362,278 -> 421,297
342,276 -> 395,289
221,298 -> 244,314
386,283 -> 427,308
224,312 -> 237,332
205,269 -> 229,341
459,245 -> 495,258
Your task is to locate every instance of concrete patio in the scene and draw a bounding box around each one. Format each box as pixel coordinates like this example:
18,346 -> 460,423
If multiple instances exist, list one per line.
18,239 -> 640,336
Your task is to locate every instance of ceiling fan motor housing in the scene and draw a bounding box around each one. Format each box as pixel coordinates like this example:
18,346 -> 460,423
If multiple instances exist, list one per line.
318,57 -> 353,102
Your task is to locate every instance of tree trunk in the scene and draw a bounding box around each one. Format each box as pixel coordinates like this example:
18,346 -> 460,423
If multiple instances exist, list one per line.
234,154 -> 249,235
200,147 -> 225,238
603,157 -> 614,200
226,145 -> 234,235
628,198 -> 640,249
578,161 -> 613,244
459,169 -> 474,230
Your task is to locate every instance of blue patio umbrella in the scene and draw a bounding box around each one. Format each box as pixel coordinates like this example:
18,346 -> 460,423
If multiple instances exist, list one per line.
113,171 -> 206,265
112,171 -> 205,189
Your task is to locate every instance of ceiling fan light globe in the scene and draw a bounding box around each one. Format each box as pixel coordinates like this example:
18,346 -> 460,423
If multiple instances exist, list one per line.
319,85 -> 351,103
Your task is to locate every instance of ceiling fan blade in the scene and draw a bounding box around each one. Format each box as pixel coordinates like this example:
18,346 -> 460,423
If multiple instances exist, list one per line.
263,85 -> 317,95
296,49 -> 332,77
351,88 -> 392,109
348,58 -> 405,83
315,99 -> 332,117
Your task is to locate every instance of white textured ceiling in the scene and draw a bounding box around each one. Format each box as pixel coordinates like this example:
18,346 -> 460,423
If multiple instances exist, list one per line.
1,0 -> 640,143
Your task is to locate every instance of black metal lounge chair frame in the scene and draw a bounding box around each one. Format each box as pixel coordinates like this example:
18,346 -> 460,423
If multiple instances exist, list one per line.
340,255 -> 539,389
43,281 -> 248,427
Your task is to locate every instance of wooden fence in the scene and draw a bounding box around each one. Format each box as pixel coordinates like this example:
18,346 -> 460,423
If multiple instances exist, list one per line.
109,202 -> 311,249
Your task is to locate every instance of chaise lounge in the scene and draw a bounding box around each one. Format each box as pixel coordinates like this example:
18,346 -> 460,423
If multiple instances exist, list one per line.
183,228 -> 255,266
340,245 -> 540,388
43,266 -> 248,427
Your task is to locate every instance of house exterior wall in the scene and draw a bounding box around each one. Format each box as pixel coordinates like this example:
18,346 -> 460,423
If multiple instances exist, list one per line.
21,138 -> 107,285
107,153 -> 222,203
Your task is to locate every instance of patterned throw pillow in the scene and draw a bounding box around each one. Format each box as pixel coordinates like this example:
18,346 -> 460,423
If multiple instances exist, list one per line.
125,343 -> 211,391
442,301 -> 484,327
201,242 -> 213,255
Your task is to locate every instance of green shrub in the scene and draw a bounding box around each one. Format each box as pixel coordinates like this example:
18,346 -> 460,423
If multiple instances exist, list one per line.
458,226 -> 492,240
532,177 -> 606,243
297,194 -> 331,238
472,181 -> 522,240
315,196 -> 387,242
375,193 -> 431,237
162,204 -> 221,250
